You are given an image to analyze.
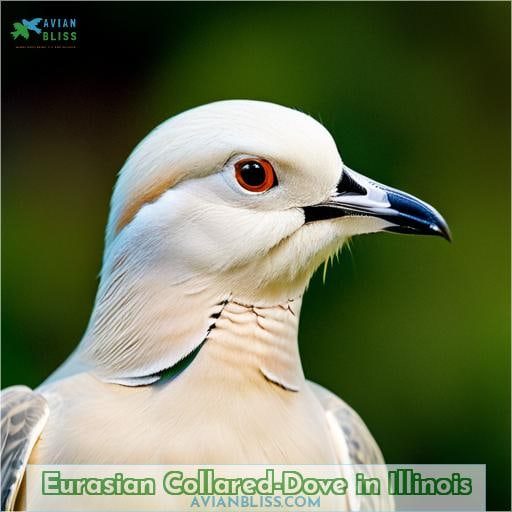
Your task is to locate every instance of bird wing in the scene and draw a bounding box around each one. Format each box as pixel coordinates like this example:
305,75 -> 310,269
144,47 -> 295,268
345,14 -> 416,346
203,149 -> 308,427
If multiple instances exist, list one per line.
309,380 -> 394,511
30,18 -> 42,25
1,386 -> 49,511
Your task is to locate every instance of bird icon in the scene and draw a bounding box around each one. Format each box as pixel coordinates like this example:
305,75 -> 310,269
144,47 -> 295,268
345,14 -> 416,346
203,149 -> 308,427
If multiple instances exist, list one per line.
10,22 -> 30,40
22,18 -> 42,34
0,100 -> 450,511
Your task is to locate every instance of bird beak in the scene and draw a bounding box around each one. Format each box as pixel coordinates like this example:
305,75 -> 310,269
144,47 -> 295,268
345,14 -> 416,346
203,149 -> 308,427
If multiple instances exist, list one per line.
303,165 -> 451,241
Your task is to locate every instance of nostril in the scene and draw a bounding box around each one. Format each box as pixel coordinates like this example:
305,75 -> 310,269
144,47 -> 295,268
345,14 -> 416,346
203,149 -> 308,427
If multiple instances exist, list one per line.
336,170 -> 367,196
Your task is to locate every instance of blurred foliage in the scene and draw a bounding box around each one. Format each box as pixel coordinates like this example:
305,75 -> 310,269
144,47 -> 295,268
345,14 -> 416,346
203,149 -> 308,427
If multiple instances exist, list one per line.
2,2 -> 510,509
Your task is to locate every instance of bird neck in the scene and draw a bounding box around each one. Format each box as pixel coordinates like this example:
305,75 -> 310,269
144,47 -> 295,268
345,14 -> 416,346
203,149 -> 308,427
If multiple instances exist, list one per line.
75,261 -> 305,389
200,298 -> 305,391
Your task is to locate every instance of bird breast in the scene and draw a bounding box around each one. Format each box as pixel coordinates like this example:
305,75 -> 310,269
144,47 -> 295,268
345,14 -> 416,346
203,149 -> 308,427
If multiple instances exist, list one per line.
33,299 -> 338,466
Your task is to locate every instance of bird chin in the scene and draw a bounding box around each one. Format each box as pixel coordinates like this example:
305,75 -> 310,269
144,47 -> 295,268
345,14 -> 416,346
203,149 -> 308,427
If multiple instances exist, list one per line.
330,215 -> 394,238
235,221 -> 350,303
271,215 -> 390,289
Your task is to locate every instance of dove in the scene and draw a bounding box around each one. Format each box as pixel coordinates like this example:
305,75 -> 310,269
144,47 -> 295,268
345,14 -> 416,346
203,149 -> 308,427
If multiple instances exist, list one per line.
1,100 -> 450,511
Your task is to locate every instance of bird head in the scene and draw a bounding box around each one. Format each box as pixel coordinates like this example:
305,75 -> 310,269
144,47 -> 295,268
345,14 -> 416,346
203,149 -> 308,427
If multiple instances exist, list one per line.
104,100 -> 449,303
82,100 -> 450,383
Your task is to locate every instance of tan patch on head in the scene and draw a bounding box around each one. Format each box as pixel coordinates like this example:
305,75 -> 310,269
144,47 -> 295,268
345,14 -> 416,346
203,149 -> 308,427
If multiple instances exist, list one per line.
115,176 -> 178,235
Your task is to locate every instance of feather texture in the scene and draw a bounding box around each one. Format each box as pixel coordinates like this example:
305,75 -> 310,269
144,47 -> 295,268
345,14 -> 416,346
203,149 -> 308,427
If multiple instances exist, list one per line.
1,386 -> 49,511
310,381 -> 395,511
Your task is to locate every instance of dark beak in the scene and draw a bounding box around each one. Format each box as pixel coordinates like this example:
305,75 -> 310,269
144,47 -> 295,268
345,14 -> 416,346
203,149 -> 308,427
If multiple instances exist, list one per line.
303,166 -> 451,241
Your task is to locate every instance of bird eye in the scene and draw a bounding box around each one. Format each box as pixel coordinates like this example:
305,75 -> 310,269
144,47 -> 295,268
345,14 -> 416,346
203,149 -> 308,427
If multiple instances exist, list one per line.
235,159 -> 277,193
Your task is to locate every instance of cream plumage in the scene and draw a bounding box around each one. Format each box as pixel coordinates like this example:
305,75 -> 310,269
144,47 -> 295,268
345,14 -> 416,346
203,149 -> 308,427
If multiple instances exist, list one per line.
1,100 -> 450,511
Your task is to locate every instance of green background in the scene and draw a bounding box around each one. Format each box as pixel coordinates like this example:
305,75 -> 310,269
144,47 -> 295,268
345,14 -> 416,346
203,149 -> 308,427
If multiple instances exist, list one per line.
2,2 -> 510,509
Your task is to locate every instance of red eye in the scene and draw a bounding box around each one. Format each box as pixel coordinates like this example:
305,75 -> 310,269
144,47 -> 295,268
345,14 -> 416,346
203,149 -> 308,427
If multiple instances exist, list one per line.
235,158 -> 277,193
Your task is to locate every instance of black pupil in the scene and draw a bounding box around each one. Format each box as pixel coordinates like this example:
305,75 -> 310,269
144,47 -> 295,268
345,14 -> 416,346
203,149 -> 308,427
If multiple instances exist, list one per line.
240,162 -> 266,186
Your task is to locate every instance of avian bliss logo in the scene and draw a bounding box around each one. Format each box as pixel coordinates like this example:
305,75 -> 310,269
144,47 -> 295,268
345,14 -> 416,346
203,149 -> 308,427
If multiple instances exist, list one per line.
10,17 -> 78,47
